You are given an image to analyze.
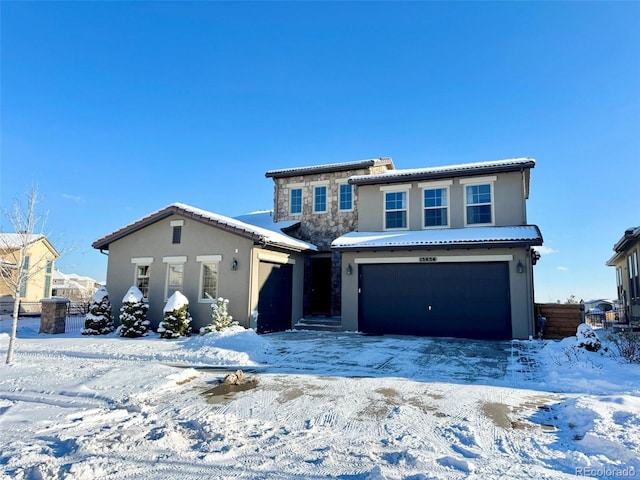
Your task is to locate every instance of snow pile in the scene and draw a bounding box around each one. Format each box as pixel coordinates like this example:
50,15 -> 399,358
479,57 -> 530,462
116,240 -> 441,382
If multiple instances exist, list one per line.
1,318 -> 639,479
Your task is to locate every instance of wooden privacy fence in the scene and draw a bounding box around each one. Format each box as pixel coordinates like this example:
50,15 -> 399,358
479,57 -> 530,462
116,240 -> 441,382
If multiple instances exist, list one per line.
535,303 -> 583,339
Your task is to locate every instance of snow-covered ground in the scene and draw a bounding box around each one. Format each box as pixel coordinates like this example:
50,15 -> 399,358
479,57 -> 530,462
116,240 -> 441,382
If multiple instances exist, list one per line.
1,318 -> 639,479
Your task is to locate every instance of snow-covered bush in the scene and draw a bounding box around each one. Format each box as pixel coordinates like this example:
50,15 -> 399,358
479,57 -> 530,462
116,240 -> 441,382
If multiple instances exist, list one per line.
200,297 -> 238,334
158,291 -> 192,339
118,286 -> 150,338
576,323 -> 601,352
82,285 -> 115,335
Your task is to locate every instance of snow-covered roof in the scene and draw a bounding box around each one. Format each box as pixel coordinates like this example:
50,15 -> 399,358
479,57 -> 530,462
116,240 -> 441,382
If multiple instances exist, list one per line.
0,233 -> 60,257
93,203 -> 316,253
265,157 -> 394,179
349,157 -> 535,185
233,210 -> 300,231
606,226 -> 640,266
332,225 -> 543,250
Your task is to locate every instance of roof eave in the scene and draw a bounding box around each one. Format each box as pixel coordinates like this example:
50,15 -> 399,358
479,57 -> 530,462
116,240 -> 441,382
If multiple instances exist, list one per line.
266,158 -> 394,179
92,205 -> 263,251
332,239 -> 543,252
350,162 -> 536,186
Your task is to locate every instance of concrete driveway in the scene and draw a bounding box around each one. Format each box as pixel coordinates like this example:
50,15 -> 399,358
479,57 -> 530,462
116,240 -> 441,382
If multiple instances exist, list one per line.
261,330 -> 536,386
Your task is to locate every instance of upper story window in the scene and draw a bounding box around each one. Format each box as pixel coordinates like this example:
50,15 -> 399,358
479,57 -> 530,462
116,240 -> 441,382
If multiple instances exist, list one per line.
290,188 -> 302,215
383,188 -> 410,230
171,220 -> 184,244
461,176 -> 496,226
339,183 -> 353,211
313,185 -> 327,213
421,181 -> 451,228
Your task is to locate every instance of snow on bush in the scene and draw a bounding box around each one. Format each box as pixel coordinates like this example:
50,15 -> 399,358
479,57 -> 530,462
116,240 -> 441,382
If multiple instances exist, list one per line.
158,291 -> 192,339
576,323 -> 602,352
606,329 -> 640,363
118,286 -> 150,338
82,285 -> 115,335
200,297 -> 238,334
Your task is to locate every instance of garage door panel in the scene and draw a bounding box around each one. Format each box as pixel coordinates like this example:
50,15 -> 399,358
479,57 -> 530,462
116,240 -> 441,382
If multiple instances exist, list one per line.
359,262 -> 511,340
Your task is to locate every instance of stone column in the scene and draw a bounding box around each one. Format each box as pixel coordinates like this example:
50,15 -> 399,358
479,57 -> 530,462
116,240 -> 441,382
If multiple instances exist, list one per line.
40,297 -> 69,334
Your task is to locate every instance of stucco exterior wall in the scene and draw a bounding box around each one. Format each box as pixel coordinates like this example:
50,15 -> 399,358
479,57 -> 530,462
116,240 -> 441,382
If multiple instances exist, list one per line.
356,170 -> 528,231
105,213 -> 257,331
0,240 -> 56,302
339,247 -> 536,339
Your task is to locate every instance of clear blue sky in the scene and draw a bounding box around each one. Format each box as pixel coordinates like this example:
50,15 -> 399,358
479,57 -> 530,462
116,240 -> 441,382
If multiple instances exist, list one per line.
1,1 -> 638,303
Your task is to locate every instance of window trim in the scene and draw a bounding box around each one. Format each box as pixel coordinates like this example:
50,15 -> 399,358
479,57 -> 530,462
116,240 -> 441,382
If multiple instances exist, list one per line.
381,186 -> 411,231
197,254 -> 222,303
338,180 -> 354,212
289,186 -> 303,215
462,178 -> 496,227
420,180 -> 452,229
131,258 -> 153,301
163,256 -> 186,301
313,184 -> 328,214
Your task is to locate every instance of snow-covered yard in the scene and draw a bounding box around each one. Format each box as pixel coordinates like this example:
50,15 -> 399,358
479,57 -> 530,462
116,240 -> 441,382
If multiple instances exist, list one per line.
1,318 -> 639,479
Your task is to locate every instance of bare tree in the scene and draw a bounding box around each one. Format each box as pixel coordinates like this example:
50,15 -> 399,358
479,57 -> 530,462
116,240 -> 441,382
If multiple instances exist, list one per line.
0,186 -> 52,364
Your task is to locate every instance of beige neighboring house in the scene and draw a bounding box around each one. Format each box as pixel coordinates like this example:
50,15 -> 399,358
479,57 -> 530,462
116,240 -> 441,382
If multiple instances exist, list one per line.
607,226 -> 640,323
51,270 -> 101,302
0,234 -> 60,312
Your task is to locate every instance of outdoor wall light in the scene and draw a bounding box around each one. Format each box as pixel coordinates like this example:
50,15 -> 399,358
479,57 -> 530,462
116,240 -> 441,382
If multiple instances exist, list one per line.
516,260 -> 525,274
346,264 -> 353,275
231,258 -> 238,271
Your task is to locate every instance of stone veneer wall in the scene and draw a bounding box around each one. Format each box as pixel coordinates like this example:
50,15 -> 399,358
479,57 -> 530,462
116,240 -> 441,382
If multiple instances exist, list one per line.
271,164 -> 392,317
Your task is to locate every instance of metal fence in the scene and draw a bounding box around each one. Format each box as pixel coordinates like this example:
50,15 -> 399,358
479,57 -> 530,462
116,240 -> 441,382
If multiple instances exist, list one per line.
0,300 -> 89,333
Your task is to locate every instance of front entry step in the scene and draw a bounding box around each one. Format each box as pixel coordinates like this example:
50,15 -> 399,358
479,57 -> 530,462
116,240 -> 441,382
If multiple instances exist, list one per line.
294,316 -> 343,332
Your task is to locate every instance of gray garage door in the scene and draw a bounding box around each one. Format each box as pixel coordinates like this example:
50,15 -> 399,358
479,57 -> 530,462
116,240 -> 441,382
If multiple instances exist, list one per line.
257,261 -> 293,334
359,262 -> 511,339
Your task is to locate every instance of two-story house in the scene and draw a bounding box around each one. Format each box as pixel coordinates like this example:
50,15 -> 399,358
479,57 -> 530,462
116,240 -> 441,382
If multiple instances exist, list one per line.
0,233 -> 59,313
331,158 -> 543,339
94,156 -> 542,339
607,226 -> 640,323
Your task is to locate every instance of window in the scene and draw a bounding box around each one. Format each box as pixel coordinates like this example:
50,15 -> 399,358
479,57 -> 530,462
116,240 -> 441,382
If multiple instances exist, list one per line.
19,256 -> 29,297
314,185 -> 327,213
135,264 -> 151,299
170,220 -> 184,244
630,251 -> 639,304
165,263 -> 184,300
465,183 -> 493,225
339,184 -> 353,211
43,261 -> 53,298
423,187 -> 449,227
172,226 -> 182,244
290,188 -> 302,215
200,262 -> 218,301
384,191 -> 408,229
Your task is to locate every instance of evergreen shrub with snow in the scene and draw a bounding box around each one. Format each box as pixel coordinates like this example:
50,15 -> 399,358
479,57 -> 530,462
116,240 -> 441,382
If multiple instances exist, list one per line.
576,323 -> 601,352
82,285 -> 115,335
200,297 -> 238,334
158,291 -> 192,339
118,286 -> 150,338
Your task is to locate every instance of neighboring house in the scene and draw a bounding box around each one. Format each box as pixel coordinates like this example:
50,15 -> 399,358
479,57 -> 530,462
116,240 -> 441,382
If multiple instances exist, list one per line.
607,226 -> 640,323
92,204 -> 315,334
0,234 -> 60,310
95,156 -> 543,339
51,270 -> 101,302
